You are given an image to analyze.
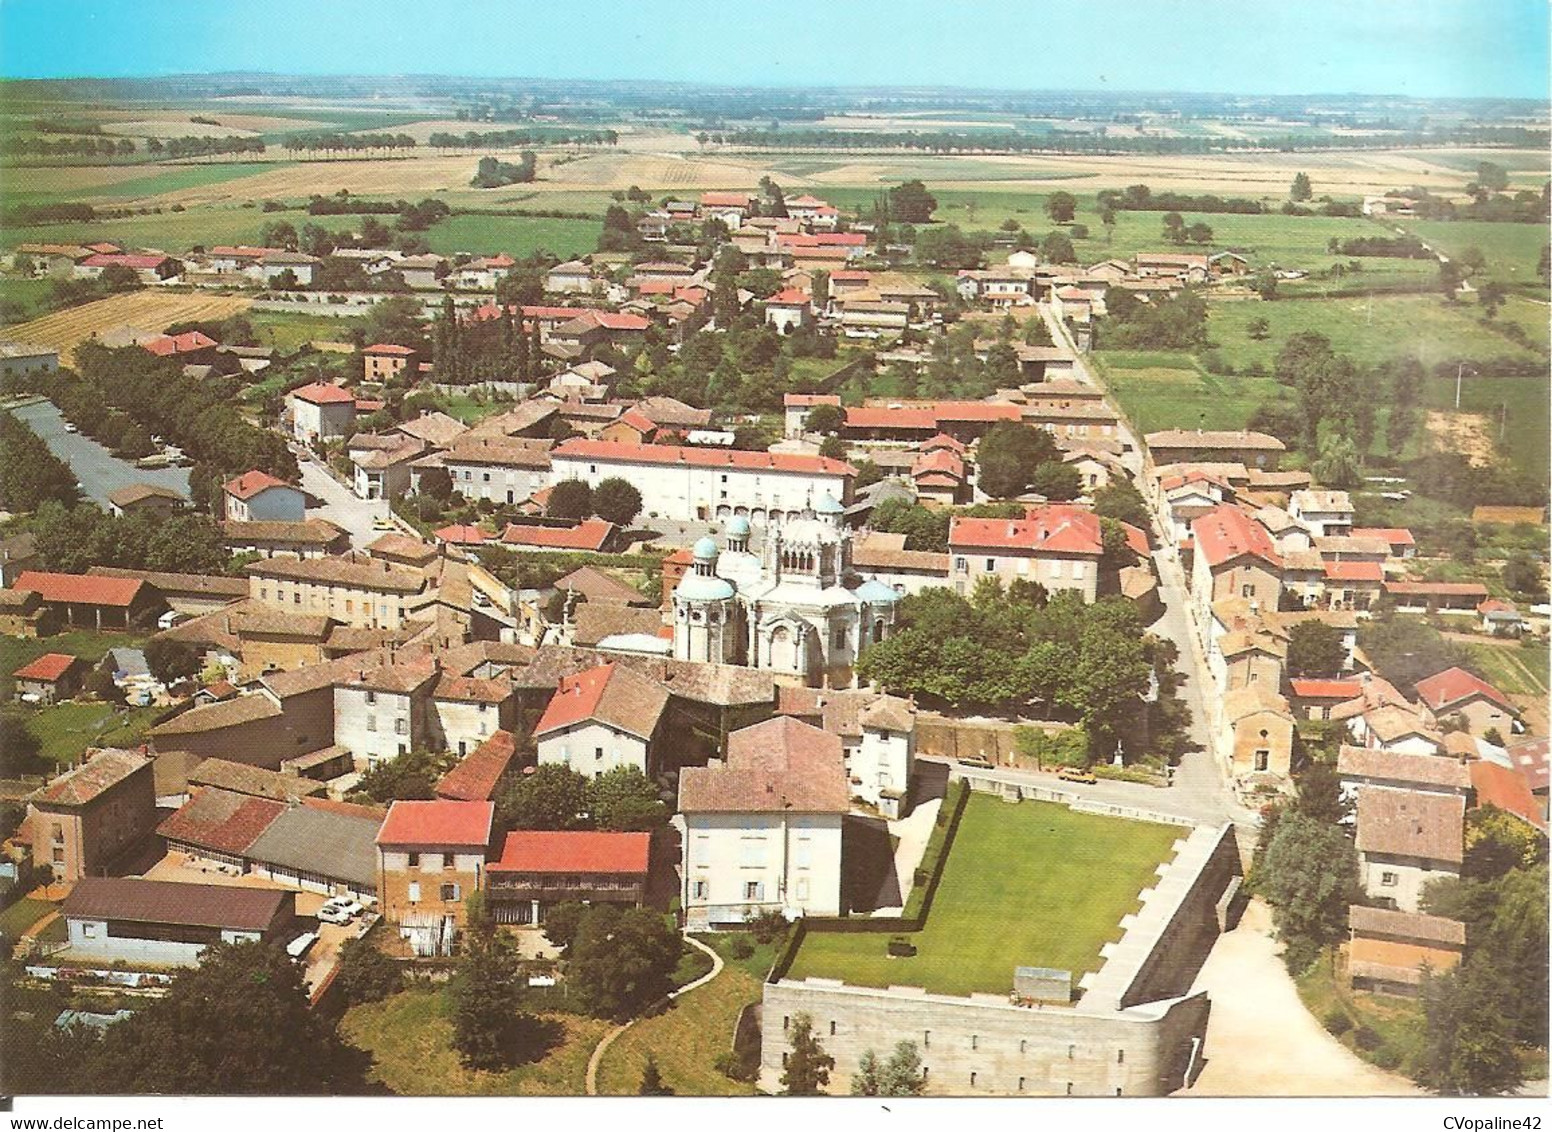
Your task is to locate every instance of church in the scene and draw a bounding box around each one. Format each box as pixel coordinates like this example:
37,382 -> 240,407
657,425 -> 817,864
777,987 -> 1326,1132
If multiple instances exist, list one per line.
672,495 -> 902,687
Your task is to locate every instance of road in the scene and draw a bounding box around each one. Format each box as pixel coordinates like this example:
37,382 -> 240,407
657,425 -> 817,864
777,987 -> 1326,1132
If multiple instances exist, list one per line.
8,399 -> 190,509
297,455 -> 388,550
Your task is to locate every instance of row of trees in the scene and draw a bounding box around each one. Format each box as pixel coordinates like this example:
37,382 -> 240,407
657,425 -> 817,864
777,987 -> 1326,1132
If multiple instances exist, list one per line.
32,501 -> 230,577
427,128 -> 619,151
545,477 -> 644,527
1098,184 -> 1264,215
0,413 -> 78,512
430,296 -> 543,386
280,132 -> 417,157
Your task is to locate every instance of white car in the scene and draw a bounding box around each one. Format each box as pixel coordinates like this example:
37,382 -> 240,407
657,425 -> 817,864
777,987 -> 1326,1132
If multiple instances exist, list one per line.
62,422 -> 77,433
316,898 -> 362,925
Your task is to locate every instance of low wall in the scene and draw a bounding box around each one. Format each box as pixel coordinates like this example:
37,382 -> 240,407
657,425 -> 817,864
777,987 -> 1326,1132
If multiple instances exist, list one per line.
956,770 -> 1197,829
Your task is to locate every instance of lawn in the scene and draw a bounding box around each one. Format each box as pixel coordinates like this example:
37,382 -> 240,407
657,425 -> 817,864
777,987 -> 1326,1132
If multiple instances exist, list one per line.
426,214 -> 603,260
0,630 -> 142,701
0,897 -> 55,939
339,987 -> 610,1096
25,703 -> 163,766
785,796 -> 1181,998
1398,220 -> 1549,289
1093,351 -> 1288,438
249,310 -> 363,354
0,277 -> 58,325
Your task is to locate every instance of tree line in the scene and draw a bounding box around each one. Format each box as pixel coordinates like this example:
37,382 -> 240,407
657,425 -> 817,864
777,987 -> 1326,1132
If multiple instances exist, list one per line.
280,132 -> 417,156
427,128 -> 619,150
1098,184 -> 1265,215
470,152 -> 537,188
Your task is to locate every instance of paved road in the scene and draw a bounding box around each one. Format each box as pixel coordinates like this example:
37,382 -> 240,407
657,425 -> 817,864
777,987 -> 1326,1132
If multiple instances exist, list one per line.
297,456 -> 388,550
9,399 -> 190,509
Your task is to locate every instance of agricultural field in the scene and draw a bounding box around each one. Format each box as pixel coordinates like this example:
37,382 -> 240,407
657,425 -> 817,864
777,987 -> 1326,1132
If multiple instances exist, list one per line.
1418,373 -> 1550,482
0,207 -> 281,255
785,797 -> 1181,997
424,214 -> 602,259
0,277 -> 58,325
7,162 -> 288,206
1,290 -> 252,364
1398,219 -> 1550,289
1093,351 -> 1288,439
248,309 -> 363,353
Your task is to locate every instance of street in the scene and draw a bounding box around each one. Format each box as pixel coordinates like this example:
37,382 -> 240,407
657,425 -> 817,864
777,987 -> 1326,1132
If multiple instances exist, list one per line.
8,399 -> 191,509
297,455 -> 389,550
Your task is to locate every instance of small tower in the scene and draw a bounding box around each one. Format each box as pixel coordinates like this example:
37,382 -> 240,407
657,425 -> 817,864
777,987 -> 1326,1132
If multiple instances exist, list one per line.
672,535 -> 739,664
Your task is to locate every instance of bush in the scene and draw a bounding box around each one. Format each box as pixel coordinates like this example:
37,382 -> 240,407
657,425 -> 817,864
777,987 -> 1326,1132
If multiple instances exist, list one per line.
714,1049 -> 759,1083
886,936 -> 918,958
1369,1046 -> 1403,1070
747,909 -> 788,945
1324,1008 -> 1354,1037
728,935 -> 755,960
1354,1026 -> 1383,1051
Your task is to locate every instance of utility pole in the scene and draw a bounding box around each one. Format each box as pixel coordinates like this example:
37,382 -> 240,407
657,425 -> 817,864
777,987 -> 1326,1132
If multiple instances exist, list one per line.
1455,362 -> 1465,410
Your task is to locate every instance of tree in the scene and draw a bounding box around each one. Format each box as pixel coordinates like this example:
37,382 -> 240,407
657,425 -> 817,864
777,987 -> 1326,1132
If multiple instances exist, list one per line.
1312,435 -> 1362,488
352,748 -> 452,803
639,1054 -> 674,1095
804,403 -> 844,435
1416,959 -> 1523,1095
585,766 -> 669,831
781,1013 -> 835,1095
851,1041 -> 925,1096
1092,479 -> 1151,529
1286,621 -> 1346,678
818,435 -> 848,461
100,263 -> 143,292
1439,259 -> 1462,301
592,477 -> 642,527
976,421 -> 1059,498
0,709 -> 45,778
1039,230 -> 1076,265
1256,814 -> 1359,974
1029,460 -> 1082,501
495,763 -> 587,831
1477,280 -> 1507,319
451,920 -> 545,1071
547,479 -> 593,522
1500,552 -> 1541,596
1290,172 -> 1313,201
541,901 -> 588,954
144,636 -> 199,684
887,180 -> 937,224
1475,161 -> 1510,193
1246,316 -> 1271,340
80,941 -> 361,1093
333,935 -> 404,1005
418,465 -> 454,503
1187,221 -> 1214,246
1358,616 -> 1469,695
1463,805 -> 1546,881
567,905 -> 683,1022
1044,191 -> 1078,224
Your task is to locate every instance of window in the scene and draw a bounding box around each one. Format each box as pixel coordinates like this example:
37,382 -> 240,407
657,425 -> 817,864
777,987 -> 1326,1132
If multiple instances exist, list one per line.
692,880 -> 707,900
1241,583 -> 1254,598
440,883 -> 460,902
1117,1050 -> 1125,1065
923,1031 -> 930,1049
366,714 -> 377,733
395,718 -> 407,736
829,1021 -> 836,1036
970,1072 -> 977,1087
595,747 -> 604,761
984,557 -> 996,573
365,690 -> 376,705
1018,1077 -> 1026,1093
832,627 -> 846,649
407,882 -> 420,904
1067,1044 -> 1075,1060
971,1035 -> 978,1050
407,853 -> 421,868
52,846 -> 65,864
293,593 -> 301,605
83,923 -> 98,939
954,557 -> 968,573
1380,871 -> 1398,886
743,881 -> 763,901
1254,749 -> 1270,772
795,877 -> 809,901
1066,1083 -> 1073,1096
1019,1040 -> 1026,1054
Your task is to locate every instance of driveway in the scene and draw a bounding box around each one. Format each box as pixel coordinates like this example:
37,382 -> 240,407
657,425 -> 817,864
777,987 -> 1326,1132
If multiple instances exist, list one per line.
297,455 -> 388,550
1184,900 -> 1421,1097
9,399 -> 190,508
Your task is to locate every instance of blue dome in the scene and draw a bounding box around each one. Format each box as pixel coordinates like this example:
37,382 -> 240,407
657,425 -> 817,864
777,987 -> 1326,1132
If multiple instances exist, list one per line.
726,515 -> 752,538
857,579 -> 901,604
692,535 -> 719,560
814,492 -> 845,515
676,573 -> 735,602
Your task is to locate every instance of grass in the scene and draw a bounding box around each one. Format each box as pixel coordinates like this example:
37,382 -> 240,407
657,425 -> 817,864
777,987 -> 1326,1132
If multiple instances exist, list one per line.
1418,371 -> 1550,481
1092,351 -> 1288,437
24,703 -> 163,766
1295,949 -> 1426,1076
425,214 -> 603,259
249,310 -> 363,353
785,796 -> 1181,997
0,897 -> 55,939
0,277 -> 58,324
7,163 -> 289,206
0,630 -> 143,701
1,207 -> 277,254
593,934 -> 780,1096
1462,640 -> 1549,698
339,987 -> 610,1096
1398,220 -> 1549,289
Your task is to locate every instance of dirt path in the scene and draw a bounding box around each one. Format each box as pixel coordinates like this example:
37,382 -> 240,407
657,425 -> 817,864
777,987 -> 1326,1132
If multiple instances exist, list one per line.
1185,901 -> 1421,1097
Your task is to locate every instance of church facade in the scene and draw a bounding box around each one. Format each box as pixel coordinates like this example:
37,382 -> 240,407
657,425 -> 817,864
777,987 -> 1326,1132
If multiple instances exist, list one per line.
672,496 -> 901,688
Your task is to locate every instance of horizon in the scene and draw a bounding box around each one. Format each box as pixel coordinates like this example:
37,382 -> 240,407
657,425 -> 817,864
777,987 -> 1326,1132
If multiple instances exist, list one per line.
1,0 -> 1548,101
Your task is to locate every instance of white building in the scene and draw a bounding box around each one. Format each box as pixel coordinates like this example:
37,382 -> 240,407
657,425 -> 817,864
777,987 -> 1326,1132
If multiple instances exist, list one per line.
672,507 -> 900,689
286,382 -> 357,445
549,438 -> 853,526
533,662 -> 669,779
334,659 -> 440,765
679,715 -> 848,930
1354,787 -> 1464,913
61,878 -> 294,968
1289,489 -> 1355,538
0,342 -> 59,379
432,673 -> 516,758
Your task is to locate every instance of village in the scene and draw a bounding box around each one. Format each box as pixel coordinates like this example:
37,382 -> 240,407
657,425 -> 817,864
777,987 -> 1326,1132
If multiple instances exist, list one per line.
0,64 -> 1547,1104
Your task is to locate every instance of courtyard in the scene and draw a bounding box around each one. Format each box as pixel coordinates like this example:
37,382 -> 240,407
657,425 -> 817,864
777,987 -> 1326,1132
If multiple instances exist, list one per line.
785,795 -> 1182,999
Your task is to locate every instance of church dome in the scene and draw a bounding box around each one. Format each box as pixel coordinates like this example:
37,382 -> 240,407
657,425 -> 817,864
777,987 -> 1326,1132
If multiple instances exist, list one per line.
692,535 -> 720,561
676,573 -> 735,602
814,492 -> 845,515
857,579 -> 902,604
726,515 -> 752,539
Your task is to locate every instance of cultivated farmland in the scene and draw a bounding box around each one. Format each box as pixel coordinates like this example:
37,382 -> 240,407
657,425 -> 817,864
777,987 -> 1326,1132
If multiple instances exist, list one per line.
3,290 -> 252,364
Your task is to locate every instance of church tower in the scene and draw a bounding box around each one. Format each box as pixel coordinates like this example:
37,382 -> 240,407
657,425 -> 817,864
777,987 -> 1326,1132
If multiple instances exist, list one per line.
672,536 -> 739,664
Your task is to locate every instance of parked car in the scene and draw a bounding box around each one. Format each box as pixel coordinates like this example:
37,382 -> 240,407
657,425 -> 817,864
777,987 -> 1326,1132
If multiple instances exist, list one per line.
372,516 -> 396,531
1057,766 -> 1098,785
62,422 -> 77,433
317,897 -> 362,925
958,755 -> 994,770
286,931 -> 318,960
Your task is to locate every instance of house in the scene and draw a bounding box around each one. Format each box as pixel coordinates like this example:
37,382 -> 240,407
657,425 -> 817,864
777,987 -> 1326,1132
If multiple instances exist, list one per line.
26,749 -> 156,881
1146,429 -> 1285,470
106,482 -> 185,519
453,255 -> 516,291
948,506 -> 1105,601
221,518 -> 351,560
838,300 -> 910,339
485,830 -> 651,927
1476,599 -> 1526,637
1289,678 -> 1364,721
1289,490 -> 1354,538
545,260 -> 594,294
850,533 -> 952,597
433,671 -> 517,758
1354,787 -> 1464,913
1413,667 -> 1518,738
679,715 -> 848,929
1321,560 -> 1384,612
1357,704 -> 1446,756
1351,527 -> 1416,560
1347,906 -> 1465,997
1208,251 -> 1251,278
140,330 -> 219,364
376,799 -> 495,956
396,253 -> 448,290
223,471 -> 306,523
12,652 -> 86,704
0,587 -> 57,638
818,691 -> 917,819
334,658 -> 440,765
598,408 -> 658,443
1219,683 -> 1296,785
361,343 -> 418,382
699,191 -> 756,227
246,554 -> 431,630
548,439 -> 853,526
1135,252 -> 1210,283
784,393 -> 842,439
501,518 -> 618,554
286,382 -> 357,445
349,434 -> 425,501
1189,505 -> 1283,626
765,289 -> 813,334
76,253 -> 181,284
1336,745 -> 1471,810
911,446 -> 967,507
13,570 -> 163,630
436,730 -> 522,802
61,878 -> 294,968
534,662 -> 669,778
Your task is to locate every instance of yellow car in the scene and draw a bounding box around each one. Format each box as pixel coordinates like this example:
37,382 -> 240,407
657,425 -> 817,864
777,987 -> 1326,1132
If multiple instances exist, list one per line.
1057,766 -> 1097,785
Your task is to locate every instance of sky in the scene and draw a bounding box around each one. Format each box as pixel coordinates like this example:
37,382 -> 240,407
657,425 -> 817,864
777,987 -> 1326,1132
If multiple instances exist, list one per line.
0,0 -> 1547,99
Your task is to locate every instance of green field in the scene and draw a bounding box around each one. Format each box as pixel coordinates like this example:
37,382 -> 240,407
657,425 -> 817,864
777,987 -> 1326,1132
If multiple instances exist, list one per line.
1419,372 -> 1550,478
340,988 -> 610,1096
24,703 -> 162,765
0,630 -> 142,700
1093,351 -> 1288,438
7,163 -> 288,207
1205,294 -> 1544,371
1464,640 -> 1550,698
785,796 -> 1180,997
0,897 -> 55,939
249,310 -> 363,353
1,207 -> 279,254
0,277 -> 58,324
425,214 -> 603,259
1399,220 -> 1549,288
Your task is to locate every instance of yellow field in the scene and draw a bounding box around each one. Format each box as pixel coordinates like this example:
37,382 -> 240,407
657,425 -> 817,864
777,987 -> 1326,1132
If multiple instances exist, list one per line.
4,290 -> 252,365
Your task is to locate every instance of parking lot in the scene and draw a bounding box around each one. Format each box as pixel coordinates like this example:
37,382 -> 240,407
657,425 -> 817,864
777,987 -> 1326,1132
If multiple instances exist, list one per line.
8,399 -> 191,509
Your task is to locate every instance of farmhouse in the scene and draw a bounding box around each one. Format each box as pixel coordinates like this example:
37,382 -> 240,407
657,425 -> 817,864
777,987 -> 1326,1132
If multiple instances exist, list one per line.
286,382 -> 357,445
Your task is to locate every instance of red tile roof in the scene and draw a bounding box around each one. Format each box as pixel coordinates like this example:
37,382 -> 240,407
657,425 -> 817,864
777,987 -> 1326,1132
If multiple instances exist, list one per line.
501,518 -> 616,551
784,394 -> 841,408
680,716 -> 848,814
552,438 -> 853,477
436,731 -> 519,802
13,571 -> 144,608
84,253 -> 169,270
289,381 -> 356,405
533,662 -> 668,740
490,830 -> 650,875
949,505 -> 1103,557
700,191 -> 754,208
1414,667 -> 1514,713
1121,522 -> 1151,558
433,524 -> 488,546
616,408 -> 657,435
1290,678 -> 1363,699
1323,560 -> 1384,582
845,405 -> 938,431
768,289 -> 812,305
1190,504 -> 1282,569
362,343 -> 416,356
1384,581 -> 1490,597
11,652 -> 81,682
157,788 -> 287,855
376,799 -> 493,848
223,469 -> 290,500
1470,761 -> 1544,830
142,330 -> 216,357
